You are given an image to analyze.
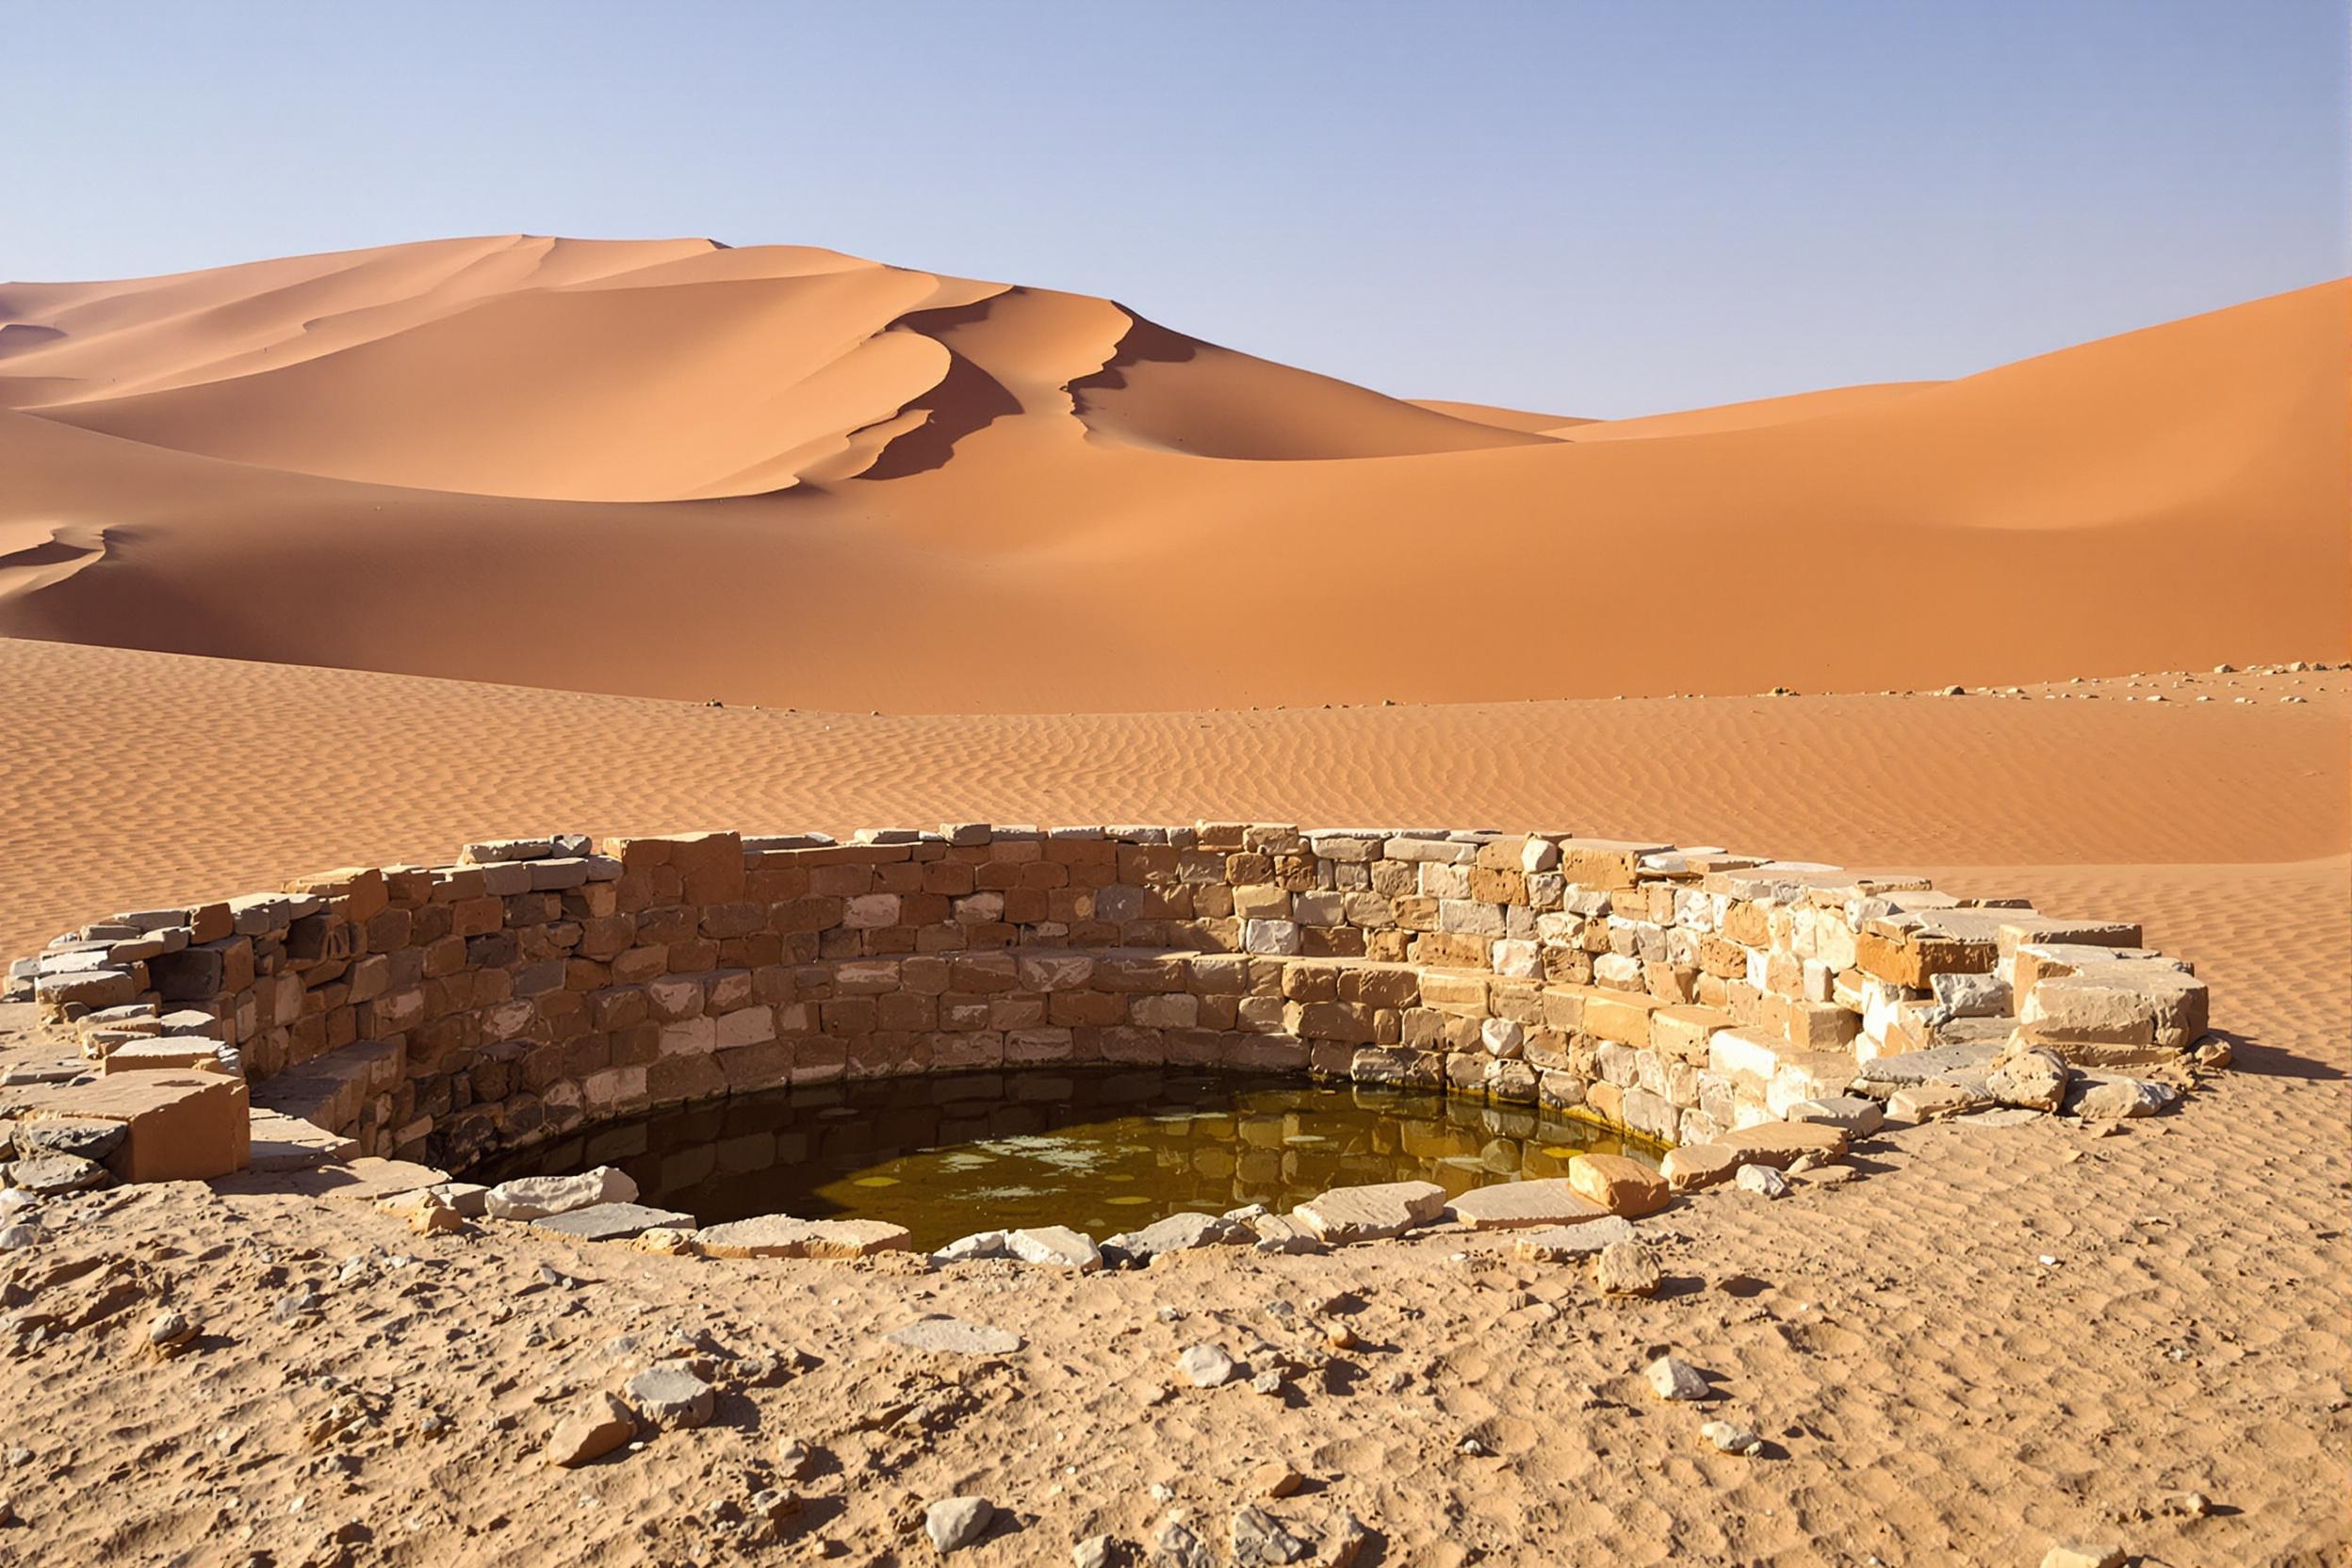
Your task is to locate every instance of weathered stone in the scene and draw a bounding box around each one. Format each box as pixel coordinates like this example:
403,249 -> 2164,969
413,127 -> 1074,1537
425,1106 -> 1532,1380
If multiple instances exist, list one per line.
16,1074 -> 249,1183
546,1392 -> 636,1466
1510,1215 -> 1636,1261
1700,1420 -> 1764,1456
1853,1042 -> 2001,1092
1646,1354 -> 1710,1400
1446,1178 -> 1613,1231
694,1214 -> 911,1258
1072,1535 -> 1117,1568
1782,1096 -> 1885,1135
1152,1514 -> 1214,1568
1735,1164 -> 1789,1200
1593,1238 -> 1661,1297
2065,1074 -> 2179,1119
624,1365 -> 714,1429
1105,1211 -> 1243,1264
1660,1144 -> 1739,1192
1886,1083 -> 1984,1122
1315,1508 -> 1372,1568
484,1167 -> 638,1221
530,1202 -> 697,1241
1566,1153 -> 1670,1217
930,1230 -> 1010,1264
1179,1343 -> 1238,1387
1986,1049 -> 2071,1112
883,1316 -> 1023,1355
5,1155 -> 110,1195
924,1495 -> 993,1554
9,1119 -> 126,1163
1230,1504 -> 1311,1565
1004,1225 -> 1102,1271
1291,1180 -> 1448,1243
2039,1544 -> 2124,1568
1252,1462 -> 1306,1498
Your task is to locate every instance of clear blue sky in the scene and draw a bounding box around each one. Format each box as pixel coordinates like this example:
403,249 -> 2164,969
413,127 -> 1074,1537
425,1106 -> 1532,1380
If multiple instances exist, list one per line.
7,1 -> 2343,416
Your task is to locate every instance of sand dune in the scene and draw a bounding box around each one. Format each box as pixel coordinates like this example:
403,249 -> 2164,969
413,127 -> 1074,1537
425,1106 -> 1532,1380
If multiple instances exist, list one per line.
0,239 -> 2341,709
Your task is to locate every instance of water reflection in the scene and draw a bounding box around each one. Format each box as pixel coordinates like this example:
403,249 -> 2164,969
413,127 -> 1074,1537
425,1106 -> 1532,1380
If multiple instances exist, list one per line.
470,1069 -> 1659,1250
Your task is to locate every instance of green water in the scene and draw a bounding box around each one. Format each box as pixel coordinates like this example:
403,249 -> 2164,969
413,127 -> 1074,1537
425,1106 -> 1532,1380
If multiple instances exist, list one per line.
470,1068 -> 1659,1251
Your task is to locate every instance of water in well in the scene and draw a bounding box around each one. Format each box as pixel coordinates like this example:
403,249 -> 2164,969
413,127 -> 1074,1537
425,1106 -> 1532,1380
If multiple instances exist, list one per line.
468,1068 -> 1660,1250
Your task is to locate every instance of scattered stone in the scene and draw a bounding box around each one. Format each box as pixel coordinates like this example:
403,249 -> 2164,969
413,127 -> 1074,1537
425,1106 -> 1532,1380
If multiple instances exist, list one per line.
408,1192 -> 466,1235
1103,1211 -> 1242,1264
776,1437 -> 818,1480
545,1393 -> 636,1467
624,1365 -> 715,1429
2066,1074 -> 2179,1119
1252,1462 -> 1305,1498
1645,1355 -> 1710,1401
483,1168 -> 638,1221
1250,1370 -> 1285,1397
1987,1049 -> 2073,1113
1231,1504 -> 1311,1565
0,1224 -> 39,1251
1004,1225 -> 1102,1271
1179,1344 -> 1238,1388
11,1119 -> 127,1163
884,1316 -> 1023,1356
1073,1535 -> 1117,1568
1887,1083 -> 1984,1123
146,1307 -> 199,1357
529,1202 -> 697,1242
1446,1178 -> 1614,1230
1593,1238 -> 1661,1298
1700,1420 -> 1765,1456
2193,1038 -> 2232,1070
1659,1144 -> 1739,1192
4,1155 -> 110,1196
2157,1490 -> 2213,1517
1788,1164 -> 1859,1190
2039,1544 -> 2124,1568
1782,1096 -> 1886,1136
1152,1513 -> 1214,1568
1291,1181 -> 1448,1243
1511,1215 -> 1637,1261
1566,1154 -> 1670,1217
930,1230 -> 1010,1264
1315,1508 -> 1372,1568
924,1495 -> 993,1554
694,1214 -> 910,1259
1735,1165 -> 1789,1200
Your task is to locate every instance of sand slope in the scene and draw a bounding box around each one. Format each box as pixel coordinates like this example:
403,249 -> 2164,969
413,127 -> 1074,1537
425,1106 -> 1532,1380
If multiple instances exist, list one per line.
0,241 -> 2342,710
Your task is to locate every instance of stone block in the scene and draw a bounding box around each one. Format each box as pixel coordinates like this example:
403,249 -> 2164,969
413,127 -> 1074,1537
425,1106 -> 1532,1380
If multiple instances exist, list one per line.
21,1073 -> 250,1182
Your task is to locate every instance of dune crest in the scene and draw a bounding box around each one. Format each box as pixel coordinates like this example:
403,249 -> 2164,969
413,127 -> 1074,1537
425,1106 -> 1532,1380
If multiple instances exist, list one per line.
0,237 -> 2341,709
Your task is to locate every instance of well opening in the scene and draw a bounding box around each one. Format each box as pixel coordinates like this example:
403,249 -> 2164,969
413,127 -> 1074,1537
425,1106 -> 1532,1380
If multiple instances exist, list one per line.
458,1065 -> 1665,1250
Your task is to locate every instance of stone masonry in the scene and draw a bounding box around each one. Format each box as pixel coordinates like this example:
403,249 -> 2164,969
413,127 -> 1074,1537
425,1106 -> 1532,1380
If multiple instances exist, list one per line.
4,825 -> 2218,1183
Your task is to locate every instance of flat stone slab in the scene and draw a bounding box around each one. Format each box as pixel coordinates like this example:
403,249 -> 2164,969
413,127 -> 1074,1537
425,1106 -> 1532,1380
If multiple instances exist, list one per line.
1511,1216 -> 1638,1260
1854,1042 -> 2001,1092
211,1157 -> 449,1202
531,1202 -> 698,1241
1709,1122 -> 1850,1168
1004,1225 -> 1102,1270
1104,1211 -> 1241,1263
694,1214 -> 911,1259
1292,1180 -> 1449,1243
1446,1178 -> 1614,1231
246,1109 -> 358,1173
884,1316 -> 1024,1355
1782,1096 -> 1885,1135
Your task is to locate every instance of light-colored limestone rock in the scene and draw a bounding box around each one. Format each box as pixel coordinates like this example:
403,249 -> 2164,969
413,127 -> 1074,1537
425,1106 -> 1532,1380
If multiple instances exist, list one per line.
484,1167 -> 639,1221
1646,1355 -> 1710,1400
1566,1153 -> 1670,1217
1511,1216 -> 1637,1260
1445,1179 -> 1613,1231
546,1393 -> 636,1467
694,1214 -> 911,1259
884,1316 -> 1023,1355
1292,1180 -> 1448,1243
1004,1225 -> 1102,1271
1593,1238 -> 1661,1297
924,1496 -> 994,1554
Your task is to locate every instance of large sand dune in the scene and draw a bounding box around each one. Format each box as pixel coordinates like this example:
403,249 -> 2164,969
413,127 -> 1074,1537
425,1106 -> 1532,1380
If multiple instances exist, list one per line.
0,239 -> 2340,710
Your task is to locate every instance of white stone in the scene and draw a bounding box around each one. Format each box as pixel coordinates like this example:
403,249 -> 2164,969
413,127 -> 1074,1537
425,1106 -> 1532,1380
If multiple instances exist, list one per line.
482,1167 -> 640,1221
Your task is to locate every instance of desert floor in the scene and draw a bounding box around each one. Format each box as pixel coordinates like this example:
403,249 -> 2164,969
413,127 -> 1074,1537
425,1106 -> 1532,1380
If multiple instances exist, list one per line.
0,637 -> 2343,1566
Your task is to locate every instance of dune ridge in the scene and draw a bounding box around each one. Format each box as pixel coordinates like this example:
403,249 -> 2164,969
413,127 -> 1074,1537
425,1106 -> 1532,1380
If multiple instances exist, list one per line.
0,237 -> 2341,710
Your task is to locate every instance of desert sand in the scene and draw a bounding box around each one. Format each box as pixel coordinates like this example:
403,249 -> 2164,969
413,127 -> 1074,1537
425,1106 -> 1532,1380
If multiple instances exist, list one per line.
0,637 -> 2344,1566
0,239 -> 2344,710
0,236 -> 2344,1566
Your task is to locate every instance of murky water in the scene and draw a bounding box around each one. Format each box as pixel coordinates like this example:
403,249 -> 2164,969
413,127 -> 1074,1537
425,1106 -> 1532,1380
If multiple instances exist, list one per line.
469,1068 -> 1660,1250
